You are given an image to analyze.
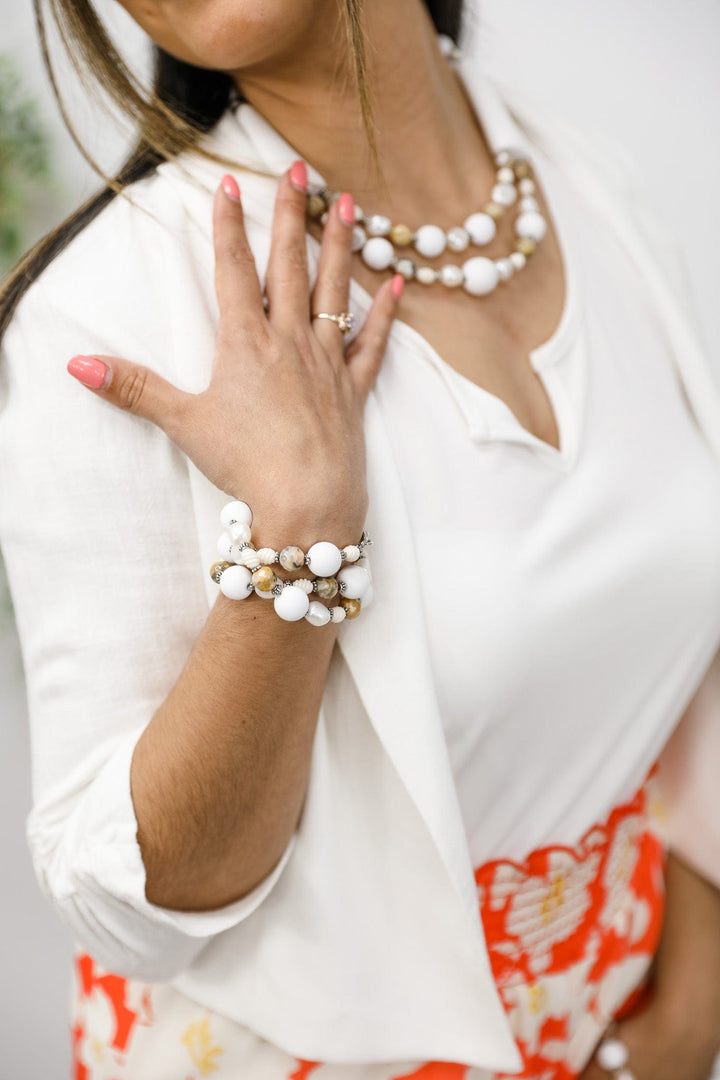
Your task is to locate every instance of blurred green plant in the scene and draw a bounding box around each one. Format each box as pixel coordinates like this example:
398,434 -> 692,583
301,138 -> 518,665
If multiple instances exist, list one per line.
0,52 -> 51,272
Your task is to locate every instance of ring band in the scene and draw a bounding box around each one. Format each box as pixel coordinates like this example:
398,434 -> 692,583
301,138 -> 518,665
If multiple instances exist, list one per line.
311,311 -> 355,335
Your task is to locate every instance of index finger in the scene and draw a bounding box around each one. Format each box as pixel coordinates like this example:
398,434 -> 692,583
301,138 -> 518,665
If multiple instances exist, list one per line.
213,174 -> 266,330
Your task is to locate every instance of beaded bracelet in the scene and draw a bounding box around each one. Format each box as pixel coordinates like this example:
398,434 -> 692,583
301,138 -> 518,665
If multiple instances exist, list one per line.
210,500 -> 373,625
593,1028 -> 636,1080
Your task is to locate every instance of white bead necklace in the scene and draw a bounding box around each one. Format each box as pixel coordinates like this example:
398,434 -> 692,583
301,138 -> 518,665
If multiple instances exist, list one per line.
305,34 -> 548,297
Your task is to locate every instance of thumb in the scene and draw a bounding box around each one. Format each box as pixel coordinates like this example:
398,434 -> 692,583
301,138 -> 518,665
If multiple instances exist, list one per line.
67,353 -> 191,435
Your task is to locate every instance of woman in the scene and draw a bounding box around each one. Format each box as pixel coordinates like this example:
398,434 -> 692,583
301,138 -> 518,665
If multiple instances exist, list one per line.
1,0 -> 720,1077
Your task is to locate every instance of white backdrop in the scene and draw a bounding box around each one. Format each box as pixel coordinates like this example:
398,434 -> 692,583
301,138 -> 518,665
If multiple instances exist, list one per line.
1,1 -> 719,1075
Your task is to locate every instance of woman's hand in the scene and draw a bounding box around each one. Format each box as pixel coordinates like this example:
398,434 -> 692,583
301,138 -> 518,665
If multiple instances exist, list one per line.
67,161 -> 403,546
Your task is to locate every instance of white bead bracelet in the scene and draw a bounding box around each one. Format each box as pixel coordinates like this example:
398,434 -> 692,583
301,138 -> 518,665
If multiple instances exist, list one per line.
210,500 -> 373,624
593,1029 -> 636,1080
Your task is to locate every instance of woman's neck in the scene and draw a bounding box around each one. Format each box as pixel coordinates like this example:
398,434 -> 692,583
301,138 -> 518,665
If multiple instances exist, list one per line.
230,0 -> 496,221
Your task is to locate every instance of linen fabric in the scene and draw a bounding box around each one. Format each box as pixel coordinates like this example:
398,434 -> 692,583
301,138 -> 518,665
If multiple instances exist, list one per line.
1,42 -> 720,1074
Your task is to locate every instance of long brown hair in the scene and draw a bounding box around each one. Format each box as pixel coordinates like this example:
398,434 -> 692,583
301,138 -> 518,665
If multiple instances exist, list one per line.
0,0 -> 466,342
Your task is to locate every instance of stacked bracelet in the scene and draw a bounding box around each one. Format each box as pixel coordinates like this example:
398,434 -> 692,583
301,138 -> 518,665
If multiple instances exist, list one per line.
209,500 -> 373,625
593,1029 -> 636,1080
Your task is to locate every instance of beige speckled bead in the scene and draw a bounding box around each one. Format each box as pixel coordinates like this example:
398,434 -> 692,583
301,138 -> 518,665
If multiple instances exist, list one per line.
390,224 -> 413,247
252,566 -> 277,592
340,597 -> 362,620
515,237 -> 537,257
279,545 -> 306,572
307,193 -> 327,218
315,576 -> 339,600
484,202 -> 504,222
209,560 -> 233,584
256,547 -> 278,565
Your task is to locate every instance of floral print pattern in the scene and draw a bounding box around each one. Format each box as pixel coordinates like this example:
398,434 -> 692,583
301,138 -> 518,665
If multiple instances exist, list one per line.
70,778 -> 665,1080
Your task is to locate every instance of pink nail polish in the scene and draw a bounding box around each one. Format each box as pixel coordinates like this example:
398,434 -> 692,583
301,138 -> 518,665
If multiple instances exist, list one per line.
67,355 -> 110,390
392,274 -> 405,300
289,160 -> 307,192
221,174 -> 240,201
338,192 -> 354,225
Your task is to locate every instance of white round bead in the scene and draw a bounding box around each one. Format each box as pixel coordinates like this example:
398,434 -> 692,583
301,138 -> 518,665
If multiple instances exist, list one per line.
274,584 -> 310,621
497,166 -> 515,184
414,224 -> 446,258
342,545 -> 361,563
596,1039 -> 629,1072
491,182 -> 517,207
439,264 -> 464,288
395,257 -> 416,280
217,532 -> 234,560
446,226 -> 470,253
351,226 -> 366,252
330,605 -> 347,624
219,565 -> 253,600
416,266 -> 437,285
519,178 -> 536,196
362,237 -> 394,271
305,600 -> 332,627
495,257 -> 514,282
229,521 -> 251,544
366,214 -> 392,237
220,500 -> 253,530
306,541 -> 342,577
462,256 -> 499,296
520,196 -> 540,213
337,565 -> 371,599
463,212 -> 496,246
256,547 -> 278,565
515,211 -> 547,242
509,251 -> 527,271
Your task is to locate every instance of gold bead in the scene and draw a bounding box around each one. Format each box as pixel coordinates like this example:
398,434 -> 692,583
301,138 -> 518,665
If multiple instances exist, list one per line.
252,566 -> 277,591
390,224 -> 413,247
340,597 -> 362,619
514,160 -> 532,180
307,193 -> 327,218
315,576 -> 339,600
515,237 -> 537,257
279,545 -> 306,572
209,560 -> 232,584
484,202 -> 504,221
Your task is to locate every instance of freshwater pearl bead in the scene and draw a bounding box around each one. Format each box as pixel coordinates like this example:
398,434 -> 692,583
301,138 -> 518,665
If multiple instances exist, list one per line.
306,541 -> 342,577
446,226 -> 470,252
414,224 -> 446,258
495,257 -> 514,282
509,251 -> 527,271
279,545 -> 305,572
366,214 -> 392,237
274,584 -> 310,622
340,597 -> 362,619
440,264 -> 464,288
395,257 -> 416,280
337,565 -> 371,599
330,605 -> 347,624
462,256 -> 499,296
596,1039 -> 629,1071
230,542 -> 252,564
362,237 -> 394,271
217,532 -> 234,560
390,224 -> 413,246
219,565 -> 253,600
495,149 -> 512,167
256,547 -> 279,565
305,600 -> 332,627
229,521 -> 251,544
252,566 -> 277,592
315,576 -> 339,600
220,500 -> 252,529
491,182 -> 517,207
515,211 -> 547,242
463,211 -> 496,246
416,266 -> 437,285
351,226 -> 366,252
519,178 -> 536,195
520,196 -> 540,213
341,545 -> 361,563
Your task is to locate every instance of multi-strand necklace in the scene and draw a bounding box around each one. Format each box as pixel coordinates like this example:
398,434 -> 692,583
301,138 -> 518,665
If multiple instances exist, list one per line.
304,36 -> 547,298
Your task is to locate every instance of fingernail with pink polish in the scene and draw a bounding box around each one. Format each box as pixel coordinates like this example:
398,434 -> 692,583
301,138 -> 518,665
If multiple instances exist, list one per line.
290,159 -> 307,192
338,192 -> 354,225
221,174 -> 240,201
392,274 -> 405,300
67,355 -> 110,390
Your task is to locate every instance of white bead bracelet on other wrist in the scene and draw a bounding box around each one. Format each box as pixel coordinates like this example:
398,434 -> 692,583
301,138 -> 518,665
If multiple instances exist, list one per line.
593,1028 -> 636,1080
210,500 -> 373,624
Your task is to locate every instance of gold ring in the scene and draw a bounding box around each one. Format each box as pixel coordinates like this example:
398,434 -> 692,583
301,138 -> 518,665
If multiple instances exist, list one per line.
311,311 -> 355,335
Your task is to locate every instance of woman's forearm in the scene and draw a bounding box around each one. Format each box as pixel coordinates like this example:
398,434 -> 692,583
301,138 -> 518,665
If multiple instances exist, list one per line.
130,582 -> 339,913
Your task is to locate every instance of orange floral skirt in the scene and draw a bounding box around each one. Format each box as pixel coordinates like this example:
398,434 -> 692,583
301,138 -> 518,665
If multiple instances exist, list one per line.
71,780 -> 665,1080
